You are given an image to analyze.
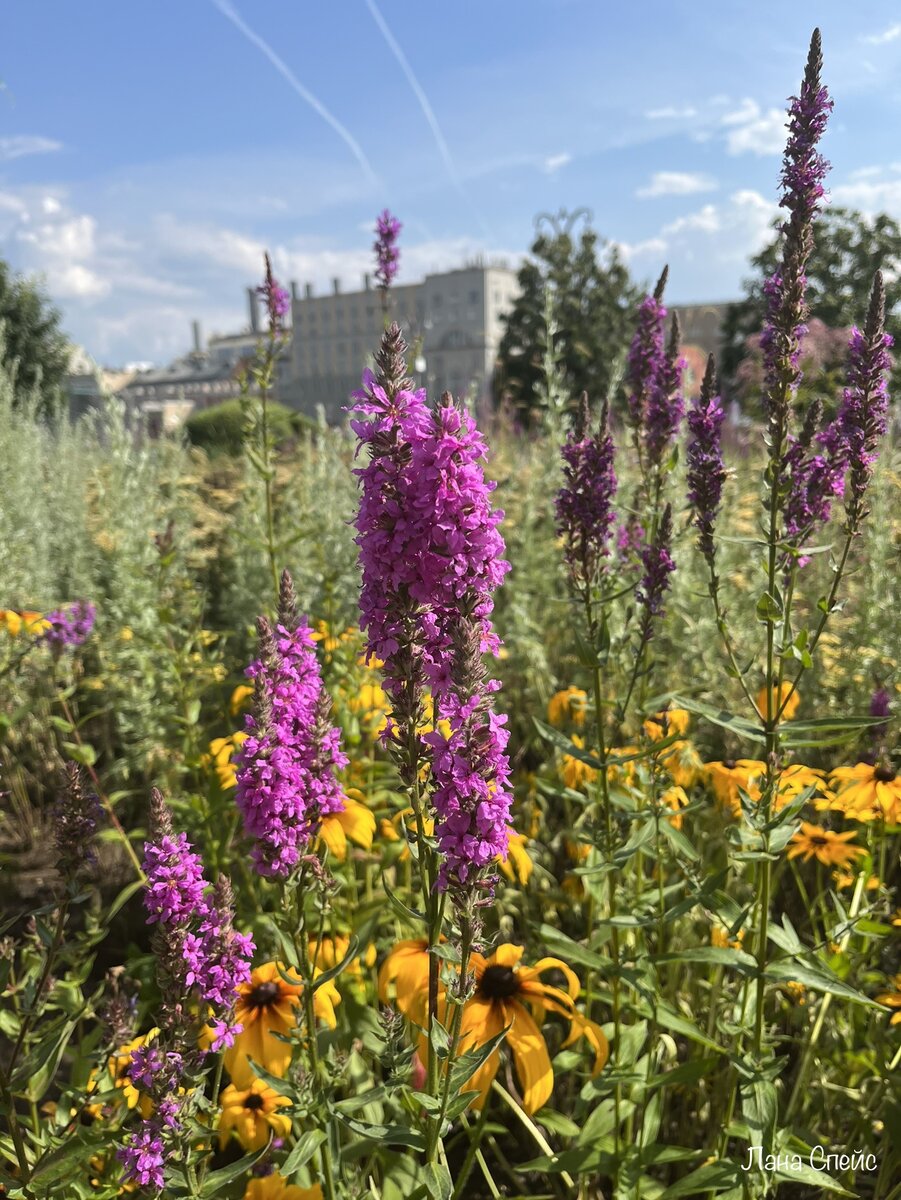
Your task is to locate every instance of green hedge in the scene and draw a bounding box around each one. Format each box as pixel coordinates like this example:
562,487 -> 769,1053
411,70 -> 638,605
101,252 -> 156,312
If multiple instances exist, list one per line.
183,397 -> 314,454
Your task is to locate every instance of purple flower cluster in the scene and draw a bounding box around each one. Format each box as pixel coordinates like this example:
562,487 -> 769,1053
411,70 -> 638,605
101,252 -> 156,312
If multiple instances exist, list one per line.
637,505 -> 676,623
870,686 -> 891,744
118,1126 -> 166,1192
353,325 -> 512,890
256,252 -> 291,335
142,792 -> 253,1039
760,30 -> 832,422
119,796 -> 253,1193
837,278 -> 893,526
626,271 -> 667,432
555,394 -> 618,587
644,316 -> 686,468
686,355 -> 727,561
235,588 -> 348,877
42,600 -> 95,649
374,209 -> 402,292
425,694 -> 512,888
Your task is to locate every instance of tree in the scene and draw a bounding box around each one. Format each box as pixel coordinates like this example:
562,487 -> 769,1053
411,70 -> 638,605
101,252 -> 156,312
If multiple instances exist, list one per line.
722,207 -> 901,399
0,259 -> 70,417
496,214 -> 641,426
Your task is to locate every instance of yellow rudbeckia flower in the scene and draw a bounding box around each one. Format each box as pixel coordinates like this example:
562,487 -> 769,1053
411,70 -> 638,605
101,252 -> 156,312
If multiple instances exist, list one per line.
218,1078 -> 291,1150
787,822 -> 865,867
498,830 -> 533,885
405,943 -> 608,1115
829,761 -> 901,824
244,1174 -> 322,1200
319,792 -> 376,860
547,687 -> 587,728
225,962 -> 341,1088
756,681 -> 800,723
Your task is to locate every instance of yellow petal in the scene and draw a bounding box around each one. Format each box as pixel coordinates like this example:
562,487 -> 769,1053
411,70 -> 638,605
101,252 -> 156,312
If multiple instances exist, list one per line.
506,1001 -> 554,1114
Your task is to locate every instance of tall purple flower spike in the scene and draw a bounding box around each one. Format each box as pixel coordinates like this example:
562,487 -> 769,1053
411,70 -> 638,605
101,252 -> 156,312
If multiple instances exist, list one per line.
686,355 -> 727,563
555,392 -> 618,587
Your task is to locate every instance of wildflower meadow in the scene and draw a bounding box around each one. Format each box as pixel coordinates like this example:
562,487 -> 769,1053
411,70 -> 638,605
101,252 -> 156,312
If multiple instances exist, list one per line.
3,29 -> 901,1200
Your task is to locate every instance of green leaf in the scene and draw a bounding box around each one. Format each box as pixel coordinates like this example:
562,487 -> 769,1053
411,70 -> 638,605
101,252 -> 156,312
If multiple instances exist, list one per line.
659,1160 -> 742,1197
280,1129 -> 326,1176
668,697 -> 765,745
654,947 -> 757,975
424,1161 -> 453,1200
766,959 -> 882,1006
311,935 -> 359,991
106,879 -> 144,922
381,876 -> 427,925
198,1146 -> 268,1196
62,741 -> 96,767
334,1113 -> 427,1151
448,1025 -> 509,1092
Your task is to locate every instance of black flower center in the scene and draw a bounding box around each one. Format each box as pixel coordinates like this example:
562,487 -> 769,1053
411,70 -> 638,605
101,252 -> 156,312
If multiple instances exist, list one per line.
874,765 -> 897,783
479,965 -> 521,1000
244,1093 -> 265,1111
248,981 -> 281,1008
809,835 -> 828,846
723,759 -> 738,770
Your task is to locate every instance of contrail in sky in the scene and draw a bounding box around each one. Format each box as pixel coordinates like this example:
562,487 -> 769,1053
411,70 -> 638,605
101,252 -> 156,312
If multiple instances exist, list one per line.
210,0 -> 380,189
363,0 -> 490,236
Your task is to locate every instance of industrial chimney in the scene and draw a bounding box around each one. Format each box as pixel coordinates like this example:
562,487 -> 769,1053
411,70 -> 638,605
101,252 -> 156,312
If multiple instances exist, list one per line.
364,272 -> 371,291
191,320 -> 203,354
247,287 -> 260,334
290,280 -> 299,301
304,282 -> 313,299
332,277 -> 341,295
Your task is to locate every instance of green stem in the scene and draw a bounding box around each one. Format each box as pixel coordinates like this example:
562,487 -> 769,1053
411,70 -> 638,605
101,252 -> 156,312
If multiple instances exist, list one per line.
427,922 -> 473,1161
453,1105 -> 495,1199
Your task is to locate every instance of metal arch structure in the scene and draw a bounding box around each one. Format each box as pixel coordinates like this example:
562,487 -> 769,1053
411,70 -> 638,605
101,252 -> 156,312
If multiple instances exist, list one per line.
533,207 -> 594,240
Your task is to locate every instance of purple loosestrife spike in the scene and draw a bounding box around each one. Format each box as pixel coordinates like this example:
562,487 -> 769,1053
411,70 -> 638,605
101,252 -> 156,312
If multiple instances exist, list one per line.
644,313 -> 686,467
839,272 -> 893,529
637,504 -> 676,626
555,392 -> 618,588
256,252 -> 290,336
626,267 -> 668,433
374,209 -> 402,294
235,600 -> 348,877
686,355 -> 727,562
760,30 -> 832,430
413,396 -> 512,891
53,762 -> 101,883
870,686 -> 891,745
42,600 -> 95,649
143,790 -> 206,926
351,324 -> 433,738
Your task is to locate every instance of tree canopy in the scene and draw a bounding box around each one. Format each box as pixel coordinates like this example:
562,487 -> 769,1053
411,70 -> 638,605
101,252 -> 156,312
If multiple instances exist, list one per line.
0,259 -> 70,417
722,206 -> 901,397
496,215 -> 641,426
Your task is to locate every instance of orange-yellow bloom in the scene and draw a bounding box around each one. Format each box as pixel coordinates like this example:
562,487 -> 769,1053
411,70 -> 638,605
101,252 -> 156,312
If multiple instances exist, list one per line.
218,1078 -> 291,1150
560,736 -> 598,790
244,1175 -> 322,1200
498,830 -> 533,885
547,687 -> 587,728
319,792 -> 376,860
204,732 -> 247,790
406,943 -> 607,1115
829,762 -> 901,824
230,684 -> 254,716
756,682 -> 801,723
875,974 -> 901,1025
787,822 -> 865,867
660,785 -> 689,830
378,939 -> 433,1019
225,962 -> 340,1088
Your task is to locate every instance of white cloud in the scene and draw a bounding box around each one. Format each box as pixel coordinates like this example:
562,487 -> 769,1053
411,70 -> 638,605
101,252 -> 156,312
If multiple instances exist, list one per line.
542,152 -> 571,175
0,135 -> 63,162
831,175 -> 901,215
645,105 -> 697,120
721,100 -> 786,156
661,189 -> 776,258
616,236 -> 668,262
637,171 -> 717,199
861,22 -> 901,45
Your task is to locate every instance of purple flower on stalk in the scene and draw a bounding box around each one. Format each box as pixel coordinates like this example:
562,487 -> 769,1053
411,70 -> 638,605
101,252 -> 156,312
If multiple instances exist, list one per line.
870,686 -> 891,741
837,272 -> 893,527
637,504 -> 676,623
256,252 -> 291,336
235,576 -> 348,878
42,600 -> 95,649
374,209 -> 402,293
117,1122 -> 166,1191
686,355 -> 727,561
759,30 -> 832,423
413,398 -> 509,685
626,268 -> 668,433
53,762 -> 101,883
555,392 -> 618,587
143,828 -> 207,927
351,325 -> 433,710
644,314 -> 685,468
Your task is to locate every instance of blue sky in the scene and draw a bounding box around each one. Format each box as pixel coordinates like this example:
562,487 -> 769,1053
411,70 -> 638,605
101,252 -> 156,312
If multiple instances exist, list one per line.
3,1 -> 901,365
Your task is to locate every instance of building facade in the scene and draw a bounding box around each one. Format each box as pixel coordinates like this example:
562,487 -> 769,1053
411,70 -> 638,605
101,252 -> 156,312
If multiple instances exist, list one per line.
285,262 -> 519,420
